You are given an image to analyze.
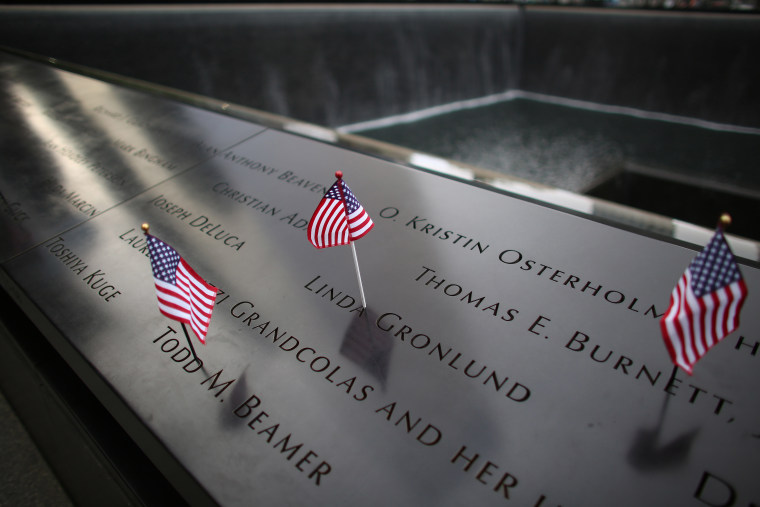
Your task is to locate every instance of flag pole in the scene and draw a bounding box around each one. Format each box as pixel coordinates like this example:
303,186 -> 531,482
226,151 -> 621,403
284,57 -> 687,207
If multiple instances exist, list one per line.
181,322 -> 201,363
334,170 -> 368,309
350,242 -> 367,309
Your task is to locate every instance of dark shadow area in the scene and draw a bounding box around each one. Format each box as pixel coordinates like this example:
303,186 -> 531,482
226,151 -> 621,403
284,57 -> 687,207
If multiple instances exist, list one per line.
588,170 -> 760,240
340,308 -> 393,390
0,288 -> 188,506
627,370 -> 699,472
627,425 -> 699,471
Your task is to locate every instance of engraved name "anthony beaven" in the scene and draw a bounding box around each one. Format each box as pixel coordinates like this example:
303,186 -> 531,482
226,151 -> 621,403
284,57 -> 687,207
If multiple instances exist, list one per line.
217,150 -> 328,194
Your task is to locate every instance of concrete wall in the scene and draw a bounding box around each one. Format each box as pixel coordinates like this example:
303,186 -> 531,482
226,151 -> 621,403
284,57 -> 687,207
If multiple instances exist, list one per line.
0,5 -> 757,128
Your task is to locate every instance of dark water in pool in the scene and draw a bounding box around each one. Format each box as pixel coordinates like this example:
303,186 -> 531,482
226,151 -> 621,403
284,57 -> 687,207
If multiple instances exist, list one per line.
353,98 -> 760,239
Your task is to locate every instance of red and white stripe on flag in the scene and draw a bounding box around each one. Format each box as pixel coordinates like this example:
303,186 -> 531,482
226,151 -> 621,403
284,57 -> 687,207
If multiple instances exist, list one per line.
307,178 -> 374,249
346,203 -> 373,241
308,196 -> 349,248
660,272 -> 746,374
154,258 -> 218,343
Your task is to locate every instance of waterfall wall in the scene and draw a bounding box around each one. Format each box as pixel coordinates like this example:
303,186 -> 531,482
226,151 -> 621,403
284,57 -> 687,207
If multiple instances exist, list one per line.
0,5 -> 757,128
521,8 -> 760,129
0,6 -> 522,128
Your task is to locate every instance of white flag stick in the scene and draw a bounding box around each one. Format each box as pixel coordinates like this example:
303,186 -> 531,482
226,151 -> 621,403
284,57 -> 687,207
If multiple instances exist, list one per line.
350,242 -> 367,309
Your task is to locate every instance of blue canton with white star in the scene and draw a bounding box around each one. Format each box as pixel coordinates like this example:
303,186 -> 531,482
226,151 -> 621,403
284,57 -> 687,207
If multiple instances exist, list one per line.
688,230 -> 741,297
326,181 -> 360,214
147,235 -> 181,285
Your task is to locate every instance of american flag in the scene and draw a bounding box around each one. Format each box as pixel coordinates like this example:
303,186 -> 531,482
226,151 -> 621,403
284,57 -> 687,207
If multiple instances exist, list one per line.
146,234 -> 218,344
660,228 -> 747,374
307,175 -> 374,249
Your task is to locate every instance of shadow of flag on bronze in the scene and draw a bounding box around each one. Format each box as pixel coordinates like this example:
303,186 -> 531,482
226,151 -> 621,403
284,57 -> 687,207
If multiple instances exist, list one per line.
340,308 -> 392,390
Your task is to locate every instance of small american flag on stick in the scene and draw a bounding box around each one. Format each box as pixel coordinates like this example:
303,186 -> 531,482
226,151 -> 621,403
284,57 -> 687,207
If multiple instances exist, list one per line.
307,171 -> 374,308
307,171 -> 374,249
144,224 -> 218,344
660,215 -> 748,374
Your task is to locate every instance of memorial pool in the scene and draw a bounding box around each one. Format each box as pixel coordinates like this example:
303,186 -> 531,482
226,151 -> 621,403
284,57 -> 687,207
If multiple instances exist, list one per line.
347,94 -> 760,240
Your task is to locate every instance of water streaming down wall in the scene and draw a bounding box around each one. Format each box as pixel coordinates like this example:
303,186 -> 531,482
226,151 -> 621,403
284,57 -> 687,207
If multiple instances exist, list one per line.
1,6 -> 756,128
0,6 -> 523,128
521,9 -> 760,130
1,5 -> 758,237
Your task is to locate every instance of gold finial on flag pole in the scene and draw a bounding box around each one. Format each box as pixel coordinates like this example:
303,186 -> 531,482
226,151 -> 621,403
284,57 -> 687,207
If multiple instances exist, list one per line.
142,223 -> 150,234
718,213 -> 731,230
